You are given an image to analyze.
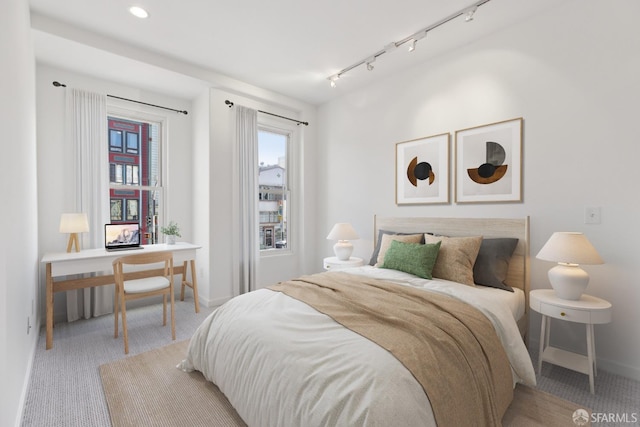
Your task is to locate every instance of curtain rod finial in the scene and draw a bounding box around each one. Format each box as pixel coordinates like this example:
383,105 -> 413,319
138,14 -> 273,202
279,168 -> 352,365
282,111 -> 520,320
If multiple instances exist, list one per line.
225,100 -> 234,108
52,81 -> 66,87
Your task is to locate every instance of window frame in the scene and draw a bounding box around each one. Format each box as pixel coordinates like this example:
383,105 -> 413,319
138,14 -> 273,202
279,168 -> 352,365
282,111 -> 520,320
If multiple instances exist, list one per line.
258,119 -> 296,257
107,107 -> 168,239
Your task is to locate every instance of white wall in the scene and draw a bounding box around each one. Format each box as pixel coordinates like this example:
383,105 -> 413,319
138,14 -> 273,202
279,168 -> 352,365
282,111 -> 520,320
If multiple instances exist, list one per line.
36,64 -> 195,321
1,1 -> 39,426
191,89 -> 212,304
317,0 -> 640,380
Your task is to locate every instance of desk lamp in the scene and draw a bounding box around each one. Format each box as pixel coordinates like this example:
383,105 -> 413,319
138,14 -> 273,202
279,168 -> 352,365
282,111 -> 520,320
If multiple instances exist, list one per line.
536,232 -> 603,300
59,213 -> 89,252
326,223 -> 359,261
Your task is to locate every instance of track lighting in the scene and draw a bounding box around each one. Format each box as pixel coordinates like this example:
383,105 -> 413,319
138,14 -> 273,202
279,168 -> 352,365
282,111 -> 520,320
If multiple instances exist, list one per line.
384,42 -> 398,54
465,6 -> 478,22
325,0 -> 490,88
366,56 -> 376,71
408,31 -> 426,52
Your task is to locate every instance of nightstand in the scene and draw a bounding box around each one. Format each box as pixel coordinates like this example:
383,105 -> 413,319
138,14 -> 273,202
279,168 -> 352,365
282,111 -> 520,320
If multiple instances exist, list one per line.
323,256 -> 364,271
529,289 -> 612,394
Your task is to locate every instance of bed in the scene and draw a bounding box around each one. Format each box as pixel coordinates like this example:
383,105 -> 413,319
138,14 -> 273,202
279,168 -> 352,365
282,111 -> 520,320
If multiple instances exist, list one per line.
179,216 -> 536,426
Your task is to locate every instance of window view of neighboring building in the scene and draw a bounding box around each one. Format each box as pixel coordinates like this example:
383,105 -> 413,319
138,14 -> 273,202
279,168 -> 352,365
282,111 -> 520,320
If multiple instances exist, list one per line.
258,129 -> 288,251
108,117 -> 162,244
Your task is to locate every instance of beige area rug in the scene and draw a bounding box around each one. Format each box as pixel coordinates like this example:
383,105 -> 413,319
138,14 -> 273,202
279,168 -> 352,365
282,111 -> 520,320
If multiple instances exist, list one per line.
100,341 -> 589,427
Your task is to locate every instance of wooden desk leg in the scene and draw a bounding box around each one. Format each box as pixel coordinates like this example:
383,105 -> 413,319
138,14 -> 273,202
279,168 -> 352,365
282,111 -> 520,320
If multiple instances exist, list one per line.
180,261 -> 187,302
46,263 -> 54,350
190,260 -> 200,313
538,314 -> 547,374
179,260 -> 200,313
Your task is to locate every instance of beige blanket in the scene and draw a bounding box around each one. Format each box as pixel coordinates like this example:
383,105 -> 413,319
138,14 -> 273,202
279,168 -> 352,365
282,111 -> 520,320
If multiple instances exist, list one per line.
269,271 -> 513,427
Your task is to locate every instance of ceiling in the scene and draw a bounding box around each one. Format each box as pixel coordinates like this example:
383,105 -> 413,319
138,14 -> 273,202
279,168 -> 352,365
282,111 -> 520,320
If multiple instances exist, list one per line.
30,0 -> 564,105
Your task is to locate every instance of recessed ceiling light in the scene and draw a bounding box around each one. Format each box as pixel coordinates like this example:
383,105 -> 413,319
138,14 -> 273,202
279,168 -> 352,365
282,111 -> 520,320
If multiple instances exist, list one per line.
129,6 -> 149,19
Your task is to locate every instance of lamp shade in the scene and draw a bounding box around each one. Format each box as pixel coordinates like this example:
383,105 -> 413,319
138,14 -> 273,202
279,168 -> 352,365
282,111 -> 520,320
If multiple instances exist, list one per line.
326,223 -> 359,241
59,213 -> 89,233
536,232 -> 603,265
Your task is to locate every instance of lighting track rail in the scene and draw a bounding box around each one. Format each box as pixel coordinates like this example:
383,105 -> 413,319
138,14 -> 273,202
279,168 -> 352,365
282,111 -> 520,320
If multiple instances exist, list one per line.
327,0 -> 491,87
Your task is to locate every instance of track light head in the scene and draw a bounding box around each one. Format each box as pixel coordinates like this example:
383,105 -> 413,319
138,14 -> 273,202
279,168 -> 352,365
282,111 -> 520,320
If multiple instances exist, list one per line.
328,74 -> 340,88
365,56 -> 376,71
465,6 -> 478,22
408,31 -> 426,52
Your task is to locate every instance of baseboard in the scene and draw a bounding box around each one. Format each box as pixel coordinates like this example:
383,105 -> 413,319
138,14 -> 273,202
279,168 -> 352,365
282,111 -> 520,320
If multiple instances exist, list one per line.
597,358 -> 640,382
202,295 -> 233,308
14,319 -> 40,427
529,338 -> 640,381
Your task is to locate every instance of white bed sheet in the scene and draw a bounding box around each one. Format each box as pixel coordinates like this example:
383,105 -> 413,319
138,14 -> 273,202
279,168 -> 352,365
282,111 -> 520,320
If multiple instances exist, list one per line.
180,267 -> 536,427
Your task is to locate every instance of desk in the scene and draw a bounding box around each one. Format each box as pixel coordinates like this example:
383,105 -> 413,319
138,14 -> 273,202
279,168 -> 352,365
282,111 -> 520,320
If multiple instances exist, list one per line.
41,242 -> 201,350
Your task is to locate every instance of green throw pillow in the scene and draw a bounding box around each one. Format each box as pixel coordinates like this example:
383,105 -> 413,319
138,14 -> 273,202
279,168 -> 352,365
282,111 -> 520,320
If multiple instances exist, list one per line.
379,240 -> 441,279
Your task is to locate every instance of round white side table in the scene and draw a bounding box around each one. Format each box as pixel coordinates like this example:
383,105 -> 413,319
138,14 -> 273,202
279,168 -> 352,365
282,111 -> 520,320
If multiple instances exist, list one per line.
529,289 -> 612,394
323,256 -> 364,271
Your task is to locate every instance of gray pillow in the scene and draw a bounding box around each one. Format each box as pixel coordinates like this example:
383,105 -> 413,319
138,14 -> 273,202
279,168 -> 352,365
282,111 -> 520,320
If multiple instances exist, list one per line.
473,238 -> 518,292
369,229 -> 426,265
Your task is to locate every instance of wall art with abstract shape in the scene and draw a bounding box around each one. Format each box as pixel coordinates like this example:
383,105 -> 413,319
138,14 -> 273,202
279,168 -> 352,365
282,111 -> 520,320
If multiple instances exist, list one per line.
396,133 -> 449,205
455,118 -> 522,203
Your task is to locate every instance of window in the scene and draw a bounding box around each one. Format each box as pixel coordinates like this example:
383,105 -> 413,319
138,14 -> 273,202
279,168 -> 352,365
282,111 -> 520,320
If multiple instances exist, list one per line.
108,116 -> 163,244
258,128 -> 289,251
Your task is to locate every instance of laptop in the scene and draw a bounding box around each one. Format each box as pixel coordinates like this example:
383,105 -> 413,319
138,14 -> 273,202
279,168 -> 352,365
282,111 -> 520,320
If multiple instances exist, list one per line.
105,223 -> 144,252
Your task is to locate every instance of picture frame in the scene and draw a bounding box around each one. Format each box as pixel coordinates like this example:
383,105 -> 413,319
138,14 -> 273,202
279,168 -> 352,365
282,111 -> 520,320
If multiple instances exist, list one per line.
395,133 -> 450,205
455,118 -> 522,203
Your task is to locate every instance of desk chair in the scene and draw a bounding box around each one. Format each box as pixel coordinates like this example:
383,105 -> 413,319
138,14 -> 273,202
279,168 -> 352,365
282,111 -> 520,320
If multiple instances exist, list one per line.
112,251 -> 175,354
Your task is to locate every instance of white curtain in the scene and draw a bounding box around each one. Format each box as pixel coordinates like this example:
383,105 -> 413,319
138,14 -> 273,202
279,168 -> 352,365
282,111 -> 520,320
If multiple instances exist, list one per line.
236,106 -> 259,294
66,89 -> 111,321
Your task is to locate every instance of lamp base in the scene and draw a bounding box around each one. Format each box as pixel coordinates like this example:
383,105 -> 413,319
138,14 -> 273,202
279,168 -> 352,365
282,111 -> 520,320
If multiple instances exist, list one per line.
333,240 -> 353,261
548,263 -> 589,300
66,233 -> 81,253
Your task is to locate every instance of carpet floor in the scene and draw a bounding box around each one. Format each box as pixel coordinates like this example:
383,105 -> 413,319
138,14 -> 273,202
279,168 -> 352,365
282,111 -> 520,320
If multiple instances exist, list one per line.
22,299 -> 639,426
100,340 -> 586,427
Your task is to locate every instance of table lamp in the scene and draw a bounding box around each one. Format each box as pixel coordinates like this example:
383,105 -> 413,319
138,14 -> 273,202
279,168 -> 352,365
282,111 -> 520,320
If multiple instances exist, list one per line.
536,232 -> 603,300
59,213 -> 89,252
326,223 -> 359,261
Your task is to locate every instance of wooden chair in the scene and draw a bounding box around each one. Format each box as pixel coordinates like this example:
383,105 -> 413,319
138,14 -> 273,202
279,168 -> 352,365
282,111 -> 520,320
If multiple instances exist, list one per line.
112,251 -> 175,354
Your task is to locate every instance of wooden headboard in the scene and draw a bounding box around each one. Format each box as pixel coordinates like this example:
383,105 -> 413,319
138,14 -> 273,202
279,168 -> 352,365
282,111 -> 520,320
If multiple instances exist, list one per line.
373,216 -> 530,338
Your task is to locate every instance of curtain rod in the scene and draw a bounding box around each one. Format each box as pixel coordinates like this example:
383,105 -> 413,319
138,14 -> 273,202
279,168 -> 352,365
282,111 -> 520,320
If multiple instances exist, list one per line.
52,81 -> 188,115
224,100 -> 309,126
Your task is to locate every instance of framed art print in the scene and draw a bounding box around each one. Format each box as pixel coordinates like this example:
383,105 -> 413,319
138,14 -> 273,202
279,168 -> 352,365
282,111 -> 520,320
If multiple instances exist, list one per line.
455,118 -> 522,203
396,133 -> 449,205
